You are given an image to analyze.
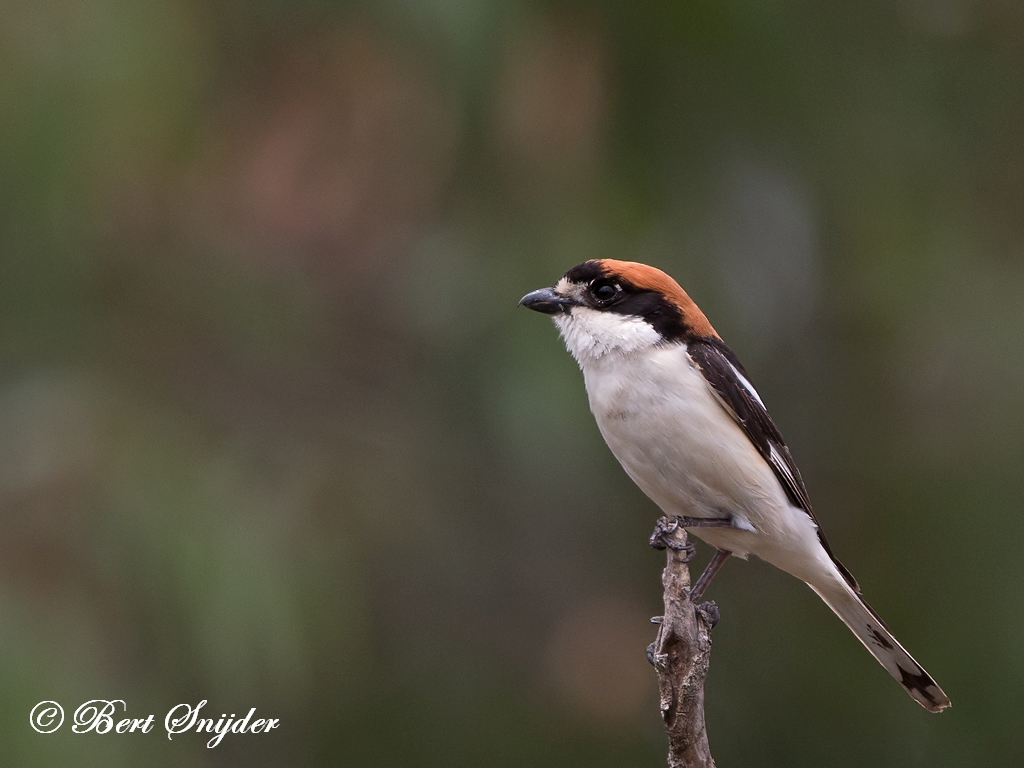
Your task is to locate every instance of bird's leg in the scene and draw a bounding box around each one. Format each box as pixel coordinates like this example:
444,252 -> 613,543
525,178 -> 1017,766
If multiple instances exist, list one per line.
649,514 -> 735,552
689,548 -> 731,603
671,515 -> 735,528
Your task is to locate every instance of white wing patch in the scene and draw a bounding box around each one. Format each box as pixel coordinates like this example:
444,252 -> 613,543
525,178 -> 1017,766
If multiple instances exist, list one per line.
769,445 -> 806,511
728,361 -> 765,407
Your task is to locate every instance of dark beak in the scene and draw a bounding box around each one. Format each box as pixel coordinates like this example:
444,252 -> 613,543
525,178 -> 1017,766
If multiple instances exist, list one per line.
518,287 -> 577,315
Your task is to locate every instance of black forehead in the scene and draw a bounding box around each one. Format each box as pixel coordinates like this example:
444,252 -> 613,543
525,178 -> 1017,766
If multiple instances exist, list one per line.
563,260 -> 609,284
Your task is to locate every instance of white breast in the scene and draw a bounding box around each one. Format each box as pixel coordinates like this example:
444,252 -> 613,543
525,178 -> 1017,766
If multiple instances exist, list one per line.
579,342 -> 828,580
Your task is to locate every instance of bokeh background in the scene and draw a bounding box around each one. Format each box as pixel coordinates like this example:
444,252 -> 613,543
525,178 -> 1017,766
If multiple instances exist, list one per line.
2,0 -> 1022,765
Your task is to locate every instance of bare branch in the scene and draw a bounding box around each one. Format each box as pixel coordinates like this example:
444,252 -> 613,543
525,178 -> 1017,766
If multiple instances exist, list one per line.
649,518 -> 716,768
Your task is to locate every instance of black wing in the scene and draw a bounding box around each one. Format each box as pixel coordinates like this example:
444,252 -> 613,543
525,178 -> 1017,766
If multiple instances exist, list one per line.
686,337 -> 859,592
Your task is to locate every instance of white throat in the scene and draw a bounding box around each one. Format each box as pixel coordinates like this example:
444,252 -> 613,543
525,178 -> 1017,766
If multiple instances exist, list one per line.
553,307 -> 662,368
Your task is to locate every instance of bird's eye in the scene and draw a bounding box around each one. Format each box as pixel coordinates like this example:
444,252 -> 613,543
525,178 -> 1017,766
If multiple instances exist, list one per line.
591,281 -> 620,303
593,282 -> 619,302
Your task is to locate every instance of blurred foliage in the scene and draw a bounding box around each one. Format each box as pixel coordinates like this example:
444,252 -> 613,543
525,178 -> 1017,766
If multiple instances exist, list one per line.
2,0 -> 1023,765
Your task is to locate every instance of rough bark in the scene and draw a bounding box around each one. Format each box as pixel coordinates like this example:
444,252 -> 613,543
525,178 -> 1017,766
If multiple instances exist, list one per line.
648,518 -> 716,768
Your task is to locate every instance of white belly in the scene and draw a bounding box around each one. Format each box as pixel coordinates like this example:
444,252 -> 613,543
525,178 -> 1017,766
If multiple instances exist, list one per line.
582,345 -> 827,580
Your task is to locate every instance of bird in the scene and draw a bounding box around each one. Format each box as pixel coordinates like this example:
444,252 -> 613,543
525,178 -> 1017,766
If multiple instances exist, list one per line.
519,258 -> 950,712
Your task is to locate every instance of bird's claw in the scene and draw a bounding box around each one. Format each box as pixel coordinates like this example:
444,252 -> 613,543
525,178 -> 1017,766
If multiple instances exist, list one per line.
649,516 -> 695,560
697,601 -> 720,629
646,641 -> 668,667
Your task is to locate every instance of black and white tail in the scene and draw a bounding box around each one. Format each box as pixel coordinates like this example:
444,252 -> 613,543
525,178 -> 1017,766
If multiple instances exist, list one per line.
810,575 -> 950,712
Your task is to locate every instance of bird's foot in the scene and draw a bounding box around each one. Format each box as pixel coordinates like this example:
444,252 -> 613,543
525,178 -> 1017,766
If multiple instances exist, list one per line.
646,640 -> 666,667
649,517 -> 695,560
697,601 -> 720,629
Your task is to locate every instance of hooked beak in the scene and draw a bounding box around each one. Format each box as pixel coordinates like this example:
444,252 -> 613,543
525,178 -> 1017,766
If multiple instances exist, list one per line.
518,287 -> 578,315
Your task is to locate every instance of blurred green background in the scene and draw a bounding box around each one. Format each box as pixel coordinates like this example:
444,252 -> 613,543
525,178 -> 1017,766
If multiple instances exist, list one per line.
2,0 -> 1022,765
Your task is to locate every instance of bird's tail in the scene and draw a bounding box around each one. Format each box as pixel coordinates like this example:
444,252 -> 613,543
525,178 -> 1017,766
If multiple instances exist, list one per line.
809,575 -> 950,712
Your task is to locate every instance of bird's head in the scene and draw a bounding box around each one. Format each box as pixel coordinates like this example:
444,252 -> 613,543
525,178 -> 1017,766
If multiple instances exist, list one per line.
519,259 -> 719,366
